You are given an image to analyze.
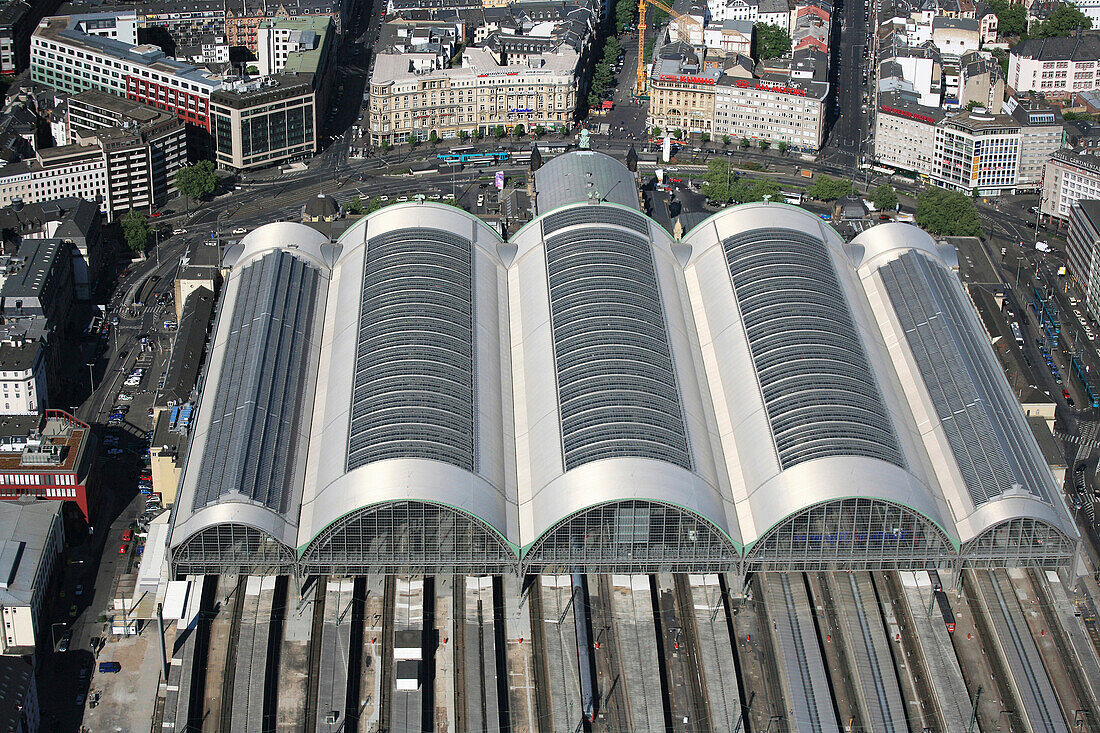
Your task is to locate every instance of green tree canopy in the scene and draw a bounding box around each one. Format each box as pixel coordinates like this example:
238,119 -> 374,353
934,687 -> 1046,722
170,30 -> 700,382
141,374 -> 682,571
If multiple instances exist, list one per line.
345,196 -> 365,215
173,160 -> 217,202
701,159 -> 783,204
366,196 -> 388,213
615,0 -> 635,31
872,184 -> 899,211
806,173 -> 853,201
988,0 -> 1028,36
755,24 -> 791,60
121,209 -> 150,254
1037,3 -> 1092,36
915,188 -> 982,236
513,124 -> 526,137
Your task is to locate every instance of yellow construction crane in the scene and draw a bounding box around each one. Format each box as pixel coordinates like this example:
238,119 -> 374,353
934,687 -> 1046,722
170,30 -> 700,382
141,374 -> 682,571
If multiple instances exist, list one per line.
635,0 -> 702,97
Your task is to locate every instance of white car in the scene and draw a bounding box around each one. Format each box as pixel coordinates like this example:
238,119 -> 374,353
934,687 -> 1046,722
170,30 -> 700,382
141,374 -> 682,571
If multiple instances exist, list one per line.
117,393 -> 133,401
232,227 -> 248,235
397,196 -> 409,202
173,228 -> 186,235
443,193 -> 455,200
428,193 -> 441,200
379,195 -> 389,201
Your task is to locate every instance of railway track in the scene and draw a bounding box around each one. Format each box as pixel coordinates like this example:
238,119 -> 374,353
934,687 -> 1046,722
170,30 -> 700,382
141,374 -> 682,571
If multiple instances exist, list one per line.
218,576 -> 246,733
379,575 -> 396,732
302,576 -> 328,732
672,574 -> 712,733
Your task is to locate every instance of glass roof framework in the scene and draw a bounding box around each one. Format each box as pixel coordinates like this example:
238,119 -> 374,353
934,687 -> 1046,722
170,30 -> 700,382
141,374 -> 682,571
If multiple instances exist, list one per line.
523,499 -> 740,575
544,219 -> 692,472
722,228 -> 906,470
880,251 -> 1055,507
347,228 -> 476,473
299,501 -> 516,576
192,250 -> 321,513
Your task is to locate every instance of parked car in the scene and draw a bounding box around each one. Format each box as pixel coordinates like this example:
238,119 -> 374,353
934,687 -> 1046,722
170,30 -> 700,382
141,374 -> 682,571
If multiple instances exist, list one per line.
232,226 -> 248,234
173,228 -> 186,235
99,661 -> 121,673
75,584 -> 84,597
106,448 -> 123,455
118,544 -> 129,554
59,630 -> 72,651
122,529 -> 132,542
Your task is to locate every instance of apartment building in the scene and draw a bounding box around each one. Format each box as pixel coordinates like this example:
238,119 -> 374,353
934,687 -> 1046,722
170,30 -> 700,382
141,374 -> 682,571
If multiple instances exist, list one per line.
256,15 -> 333,77
367,45 -> 579,144
1008,33 -> 1100,99
138,0 -> 226,49
931,110 -> 1021,196
1041,148 -> 1100,222
0,499 -> 62,655
874,92 -> 943,174
30,12 -> 222,131
706,0 -> 793,30
0,109 -> 185,222
225,0 -> 345,53
0,411 -> 97,521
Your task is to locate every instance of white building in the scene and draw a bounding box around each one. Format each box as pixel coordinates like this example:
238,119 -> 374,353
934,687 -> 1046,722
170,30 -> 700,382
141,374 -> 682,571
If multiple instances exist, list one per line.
256,16 -> 333,76
703,19 -> 754,54
874,93 -> 943,174
1041,148 -> 1100,222
931,110 -> 1021,196
1005,95 -> 1063,190
0,499 -> 63,655
707,0 -> 792,30
930,17 -> 980,58
1008,34 -> 1100,98
0,330 -> 47,415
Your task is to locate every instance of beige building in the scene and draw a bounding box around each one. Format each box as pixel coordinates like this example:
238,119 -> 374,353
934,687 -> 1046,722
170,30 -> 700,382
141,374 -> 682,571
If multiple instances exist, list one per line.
367,46 -> 579,144
0,499 -> 62,655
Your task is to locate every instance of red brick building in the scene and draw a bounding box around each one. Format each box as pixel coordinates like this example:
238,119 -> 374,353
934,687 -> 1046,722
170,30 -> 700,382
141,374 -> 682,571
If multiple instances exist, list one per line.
0,410 -> 99,522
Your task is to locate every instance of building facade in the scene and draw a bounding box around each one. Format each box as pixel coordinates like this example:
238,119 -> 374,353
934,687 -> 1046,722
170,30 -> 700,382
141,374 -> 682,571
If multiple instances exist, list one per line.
874,94 -> 943,175
1041,148 -> 1100,222
931,110 -> 1021,195
30,13 -> 222,132
210,75 -> 316,170
138,0 -> 226,50
0,335 -> 46,415
367,46 -> 579,144
1007,34 -> 1100,99
1005,95 -> 1062,190
1067,200 -> 1100,322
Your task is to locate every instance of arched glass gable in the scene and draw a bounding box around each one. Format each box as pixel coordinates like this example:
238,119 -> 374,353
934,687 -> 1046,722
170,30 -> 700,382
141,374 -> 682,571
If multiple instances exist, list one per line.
523,500 -> 738,575
745,498 -> 956,571
172,524 -> 296,576
962,517 -> 1076,569
299,501 -> 516,575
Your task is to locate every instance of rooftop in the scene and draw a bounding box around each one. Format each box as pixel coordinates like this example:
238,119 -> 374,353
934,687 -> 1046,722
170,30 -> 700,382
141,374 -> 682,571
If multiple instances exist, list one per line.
0,411 -> 91,476
532,150 -> 639,213
0,238 -> 64,300
0,655 -> 34,729
0,498 -> 61,608
159,286 -> 214,406
944,108 -> 1019,132
1011,33 -> 1100,62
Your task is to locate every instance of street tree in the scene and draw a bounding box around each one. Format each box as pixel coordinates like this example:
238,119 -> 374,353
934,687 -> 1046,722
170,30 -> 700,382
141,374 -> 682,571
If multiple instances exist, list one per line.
345,196 -> 366,215
759,139 -> 771,150
458,130 -> 469,141
872,184 -> 899,211
740,137 -> 750,149
535,125 -> 546,137
514,124 -> 526,137
915,188 -> 982,236
755,24 -> 791,59
174,160 -> 217,203
806,173 -> 853,201
615,0 -> 635,32
700,132 -> 710,143
121,209 -> 150,255
494,125 -> 506,138
429,131 -> 439,144
722,134 -> 731,146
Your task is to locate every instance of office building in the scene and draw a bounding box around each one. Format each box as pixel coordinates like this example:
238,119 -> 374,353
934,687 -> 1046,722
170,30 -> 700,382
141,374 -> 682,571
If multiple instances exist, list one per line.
1067,200 -> 1100,322
210,74 -> 317,171
225,0 -> 345,53
874,92 -> 943,174
930,109 -> 1021,195
0,411 -> 97,521
0,498 -> 62,655
1005,95 -> 1062,190
30,12 -> 222,132
1041,148 -> 1100,222
167,151 -> 1078,579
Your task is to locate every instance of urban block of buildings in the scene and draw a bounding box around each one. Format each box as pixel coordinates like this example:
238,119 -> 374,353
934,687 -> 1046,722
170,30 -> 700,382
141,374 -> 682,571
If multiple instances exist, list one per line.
366,1 -> 594,144
1007,33 -> 1100,100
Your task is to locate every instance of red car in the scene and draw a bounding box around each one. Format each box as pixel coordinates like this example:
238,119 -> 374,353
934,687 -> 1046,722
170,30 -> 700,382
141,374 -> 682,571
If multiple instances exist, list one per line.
1063,389 -> 1071,401
118,544 -> 129,554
